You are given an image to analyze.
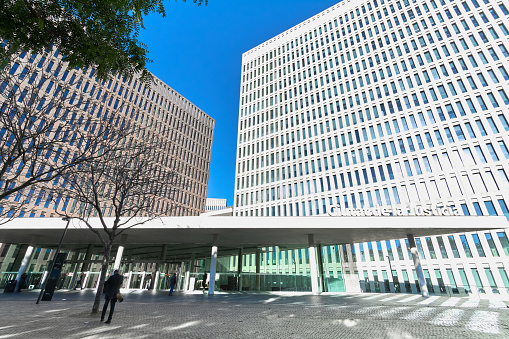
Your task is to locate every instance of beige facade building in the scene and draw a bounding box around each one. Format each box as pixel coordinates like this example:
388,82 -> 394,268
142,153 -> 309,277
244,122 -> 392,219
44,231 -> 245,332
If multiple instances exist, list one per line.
0,50 -> 214,218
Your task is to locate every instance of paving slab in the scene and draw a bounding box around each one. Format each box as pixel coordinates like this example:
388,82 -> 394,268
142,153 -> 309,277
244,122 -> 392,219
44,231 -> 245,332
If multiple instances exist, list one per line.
0,290 -> 508,338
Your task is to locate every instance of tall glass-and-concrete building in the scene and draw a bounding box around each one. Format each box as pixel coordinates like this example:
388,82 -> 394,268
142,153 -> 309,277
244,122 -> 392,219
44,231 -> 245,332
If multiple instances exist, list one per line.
0,49 -> 214,288
234,0 -> 509,295
0,50 -> 214,218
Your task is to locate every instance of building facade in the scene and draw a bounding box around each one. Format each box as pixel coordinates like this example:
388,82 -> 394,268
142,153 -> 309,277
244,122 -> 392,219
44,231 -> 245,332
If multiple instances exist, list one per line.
234,0 -> 509,295
0,50 -> 214,218
205,198 -> 228,211
0,49 -> 214,288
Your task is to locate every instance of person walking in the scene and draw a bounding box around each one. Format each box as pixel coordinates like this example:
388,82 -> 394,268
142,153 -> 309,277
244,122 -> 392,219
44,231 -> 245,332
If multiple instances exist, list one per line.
202,272 -> 207,291
101,270 -> 123,324
144,274 -> 152,289
75,272 -> 84,290
169,273 -> 177,296
17,273 -> 27,292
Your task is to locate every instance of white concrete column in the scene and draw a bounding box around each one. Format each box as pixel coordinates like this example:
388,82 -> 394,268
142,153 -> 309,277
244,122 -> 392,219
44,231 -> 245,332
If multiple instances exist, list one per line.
95,272 -> 102,290
14,236 -> 39,291
140,272 -> 146,290
14,239 -> 37,291
316,244 -> 325,292
127,271 -> 133,289
113,234 -> 128,271
208,235 -> 219,295
69,250 -> 81,289
237,248 -> 243,291
82,271 -> 90,289
408,234 -> 429,297
154,245 -> 167,290
39,271 -> 48,289
184,253 -> 195,292
308,234 -> 320,295
255,248 -> 261,291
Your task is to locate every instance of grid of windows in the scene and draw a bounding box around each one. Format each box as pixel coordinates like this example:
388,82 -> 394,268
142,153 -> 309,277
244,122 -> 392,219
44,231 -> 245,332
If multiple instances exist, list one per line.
1,50 -> 214,217
233,0 -> 509,294
205,198 -> 228,211
347,229 -> 509,295
235,0 -> 509,218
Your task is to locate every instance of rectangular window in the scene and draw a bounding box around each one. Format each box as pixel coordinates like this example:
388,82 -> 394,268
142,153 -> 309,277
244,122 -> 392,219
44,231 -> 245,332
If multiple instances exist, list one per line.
448,235 -> 460,258
485,233 -> 500,257
436,236 -> 448,259
497,232 -> 509,256
471,234 -> 486,257
459,234 -> 472,258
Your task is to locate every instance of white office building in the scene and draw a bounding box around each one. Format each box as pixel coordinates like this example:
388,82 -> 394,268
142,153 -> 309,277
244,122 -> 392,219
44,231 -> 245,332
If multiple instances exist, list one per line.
205,198 -> 228,211
234,0 -> 509,296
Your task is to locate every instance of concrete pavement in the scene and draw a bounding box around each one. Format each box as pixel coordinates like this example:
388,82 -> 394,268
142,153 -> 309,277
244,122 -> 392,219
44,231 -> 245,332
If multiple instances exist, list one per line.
0,290 -> 508,338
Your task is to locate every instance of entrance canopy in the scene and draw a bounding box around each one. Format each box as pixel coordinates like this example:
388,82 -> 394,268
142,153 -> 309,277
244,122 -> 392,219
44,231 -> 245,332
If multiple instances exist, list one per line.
1,215 -> 507,260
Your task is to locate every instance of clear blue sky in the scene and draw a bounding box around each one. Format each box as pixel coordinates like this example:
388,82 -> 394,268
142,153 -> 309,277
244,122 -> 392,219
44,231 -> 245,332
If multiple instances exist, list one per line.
139,0 -> 340,206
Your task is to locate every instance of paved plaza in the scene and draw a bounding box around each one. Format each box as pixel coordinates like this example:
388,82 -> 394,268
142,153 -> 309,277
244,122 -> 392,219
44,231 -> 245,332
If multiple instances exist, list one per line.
0,290 -> 508,338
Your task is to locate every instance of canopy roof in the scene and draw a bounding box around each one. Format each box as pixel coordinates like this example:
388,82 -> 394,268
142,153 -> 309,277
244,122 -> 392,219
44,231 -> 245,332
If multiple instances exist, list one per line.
1,215 -> 506,261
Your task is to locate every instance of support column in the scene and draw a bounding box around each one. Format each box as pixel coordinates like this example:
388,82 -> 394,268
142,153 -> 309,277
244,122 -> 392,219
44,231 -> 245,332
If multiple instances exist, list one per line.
308,234 -> 320,295
10,244 -> 28,273
80,244 -> 93,273
255,248 -> 261,291
317,244 -> 325,293
127,271 -> 133,289
408,234 -> 429,297
113,234 -> 128,271
184,253 -> 195,292
237,248 -> 243,291
177,262 -> 184,291
69,250 -> 81,289
208,235 -> 218,295
14,236 -> 38,292
154,245 -> 167,290
140,272 -> 145,290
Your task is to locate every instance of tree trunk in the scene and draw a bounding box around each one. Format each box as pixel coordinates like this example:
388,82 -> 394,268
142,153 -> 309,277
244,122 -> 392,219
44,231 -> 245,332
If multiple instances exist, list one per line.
91,242 -> 112,314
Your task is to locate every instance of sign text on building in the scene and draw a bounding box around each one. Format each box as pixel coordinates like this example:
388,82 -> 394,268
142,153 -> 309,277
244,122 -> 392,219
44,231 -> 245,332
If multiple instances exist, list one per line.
328,205 -> 461,217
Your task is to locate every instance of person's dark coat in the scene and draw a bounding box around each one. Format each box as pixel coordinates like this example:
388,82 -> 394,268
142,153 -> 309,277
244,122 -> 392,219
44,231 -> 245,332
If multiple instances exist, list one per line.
104,273 -> 123,300
19,273 -> 28,289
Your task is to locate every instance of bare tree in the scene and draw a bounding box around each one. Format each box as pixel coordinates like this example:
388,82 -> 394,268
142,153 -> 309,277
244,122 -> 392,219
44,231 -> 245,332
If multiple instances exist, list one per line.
55,125 -> 182,313
0,51 -> 126,222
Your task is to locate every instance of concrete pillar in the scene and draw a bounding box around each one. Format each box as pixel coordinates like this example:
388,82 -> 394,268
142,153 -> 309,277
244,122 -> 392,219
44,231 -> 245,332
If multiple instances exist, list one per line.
127,271 -> 133,289
184,253 -> 196,292
308,234 -> 320,295
237,248 -> 243,291
113,234 -> 128,271
10,244 -> 29,273
255,248 -> 261,291
317,244 -> 325,292
177,262 -> 184,291
95,271 -> 102,290
140,272 -> 145,290
154,245 -> 167,290
14,236 -> 38,291
80,244 -> 93,273
208,235 -> 218,295
408,234 -> 429,297
69,250 -> 81,289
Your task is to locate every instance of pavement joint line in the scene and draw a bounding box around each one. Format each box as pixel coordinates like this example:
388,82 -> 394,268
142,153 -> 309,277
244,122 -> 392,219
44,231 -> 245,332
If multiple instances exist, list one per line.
379,294 -> 406,302
461,299 -> 481,308
398,295 -> 422,303
418,295 -> 440,305
440,297 -> 461,307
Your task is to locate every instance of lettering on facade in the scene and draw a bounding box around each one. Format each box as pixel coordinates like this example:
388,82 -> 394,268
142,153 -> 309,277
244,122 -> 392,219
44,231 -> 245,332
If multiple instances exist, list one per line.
328,205 -> 461,217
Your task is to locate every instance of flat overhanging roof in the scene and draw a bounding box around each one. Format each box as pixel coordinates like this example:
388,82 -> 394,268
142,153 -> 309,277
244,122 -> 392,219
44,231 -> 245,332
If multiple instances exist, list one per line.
1,216 -> 507,260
